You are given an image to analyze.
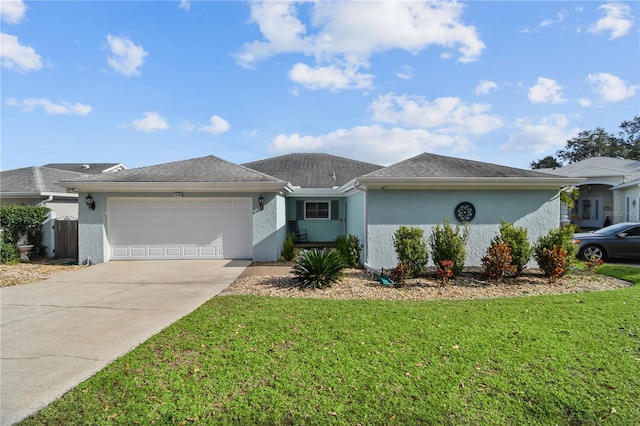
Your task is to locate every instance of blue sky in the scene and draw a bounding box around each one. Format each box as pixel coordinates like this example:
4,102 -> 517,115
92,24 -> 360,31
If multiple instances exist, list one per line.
1,0 -> 638,171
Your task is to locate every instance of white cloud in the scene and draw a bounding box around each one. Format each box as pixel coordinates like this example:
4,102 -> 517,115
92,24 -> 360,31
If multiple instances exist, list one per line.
475,80 -> 497,95
540,10 -> 568,27
6,97 -> 92,115
236,1 -> 485,91
528,77 -> 566,104
395,65 -> 413,80
288,63 -> 373,91
588,2 -> 634,39
371,93 -> 503,135
579,98 -> 593,107
501,114 -> 578,154
586,72 -> 639,102
179,0 -> 190,11
198,115 -> 230,135
131,112 -> 169,132
0,0 -> 26,24
0,33 -> 42,72
106,34 -> 148,76
268,125 -> 463,166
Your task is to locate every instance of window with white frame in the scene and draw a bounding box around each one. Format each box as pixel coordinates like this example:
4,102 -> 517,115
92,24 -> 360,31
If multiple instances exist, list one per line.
305,201 -> 330,220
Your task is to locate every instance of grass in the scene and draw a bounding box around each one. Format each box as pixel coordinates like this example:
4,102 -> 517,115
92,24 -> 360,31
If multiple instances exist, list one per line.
20,267 -> 640,425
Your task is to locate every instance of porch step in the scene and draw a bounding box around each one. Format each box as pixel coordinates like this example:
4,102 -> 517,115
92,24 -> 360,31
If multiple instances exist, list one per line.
295,242 -> 336,250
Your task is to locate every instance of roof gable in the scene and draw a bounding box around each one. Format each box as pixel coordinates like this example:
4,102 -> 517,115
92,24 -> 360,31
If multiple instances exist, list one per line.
363,153 -> 559,179
243,153 -> 383,188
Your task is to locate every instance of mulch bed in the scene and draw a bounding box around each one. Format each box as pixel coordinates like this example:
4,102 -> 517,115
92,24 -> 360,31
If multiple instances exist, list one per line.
224,263 -> 633,301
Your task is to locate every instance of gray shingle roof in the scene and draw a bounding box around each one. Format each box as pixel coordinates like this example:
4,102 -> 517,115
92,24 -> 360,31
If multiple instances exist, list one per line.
60,155 -> 285,184
539,157 -> 640,180
42,163 -> 125,174
1,167 -> 86,194
362,153 -> 562,179
243,153 -> 383,188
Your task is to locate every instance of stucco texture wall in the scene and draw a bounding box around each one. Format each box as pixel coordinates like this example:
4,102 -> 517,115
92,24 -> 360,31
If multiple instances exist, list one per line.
365,189 -> 560,269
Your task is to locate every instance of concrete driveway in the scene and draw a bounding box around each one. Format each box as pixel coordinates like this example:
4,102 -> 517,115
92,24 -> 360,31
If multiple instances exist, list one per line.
0,259 -> 249,426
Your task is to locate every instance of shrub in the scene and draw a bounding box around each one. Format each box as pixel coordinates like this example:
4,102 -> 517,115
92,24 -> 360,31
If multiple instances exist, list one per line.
429,219 -> 469,278
392,226 -> 428,277
1,240 -> 19,264
482,241 -> 517,282
585,255 -> 604,273
292,249 -> 345,289
494,220 -> 533,276
533,225 -> 578,275
281,233 -> 296,261
334,234 -> 362,268
390,262 -> 412,287
536,245 -> 568,282
0,205 -> 50,256
436,260 -> 454,286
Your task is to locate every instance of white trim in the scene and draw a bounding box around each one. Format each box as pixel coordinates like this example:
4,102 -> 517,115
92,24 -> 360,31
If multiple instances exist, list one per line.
355,176 -> 582,190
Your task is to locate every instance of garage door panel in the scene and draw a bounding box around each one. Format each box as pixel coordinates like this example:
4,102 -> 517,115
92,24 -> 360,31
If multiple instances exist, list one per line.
109,198 -> 252,260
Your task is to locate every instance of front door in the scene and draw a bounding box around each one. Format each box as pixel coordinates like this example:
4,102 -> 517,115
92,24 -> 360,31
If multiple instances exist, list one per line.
579,196 -> 602,228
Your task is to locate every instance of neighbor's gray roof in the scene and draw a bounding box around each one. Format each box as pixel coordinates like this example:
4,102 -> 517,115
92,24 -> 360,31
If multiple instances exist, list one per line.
539,157 -> 640,180
42,163 -> 125,174
60,155 -> 286,184
243,153 -> 383,188
0,167 -> 86,195
362,153 -> 564,179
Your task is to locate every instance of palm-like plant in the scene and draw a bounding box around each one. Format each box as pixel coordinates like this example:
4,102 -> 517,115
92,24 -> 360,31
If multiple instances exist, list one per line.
293,248 -> 345,289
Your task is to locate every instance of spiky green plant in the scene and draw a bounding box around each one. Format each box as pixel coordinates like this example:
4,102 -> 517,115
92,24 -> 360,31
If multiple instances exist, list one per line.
292,249 -> 345,289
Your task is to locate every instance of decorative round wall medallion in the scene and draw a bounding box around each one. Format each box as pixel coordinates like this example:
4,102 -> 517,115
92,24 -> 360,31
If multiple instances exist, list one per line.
454,202 -> 475,222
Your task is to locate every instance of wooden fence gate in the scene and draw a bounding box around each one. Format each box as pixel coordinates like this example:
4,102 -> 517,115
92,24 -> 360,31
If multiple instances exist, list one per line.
54,218 -> 78,259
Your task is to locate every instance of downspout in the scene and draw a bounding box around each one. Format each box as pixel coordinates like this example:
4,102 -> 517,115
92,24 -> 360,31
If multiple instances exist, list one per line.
38,196 -> 53,206
354,180 -> 369,269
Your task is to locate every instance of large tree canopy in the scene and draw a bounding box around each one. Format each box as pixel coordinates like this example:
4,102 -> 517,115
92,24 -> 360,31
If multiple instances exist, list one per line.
530,116 -> 640,169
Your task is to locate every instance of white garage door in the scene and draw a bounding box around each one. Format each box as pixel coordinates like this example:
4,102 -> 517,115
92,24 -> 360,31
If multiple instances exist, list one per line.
108,198 -> 252,260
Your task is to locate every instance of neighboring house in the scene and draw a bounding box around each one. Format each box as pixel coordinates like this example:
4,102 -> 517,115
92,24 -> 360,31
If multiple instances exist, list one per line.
59,153 -> 577,268
0,163 -> 127,257
1,167 -> 85,257
541,157 -> 640,228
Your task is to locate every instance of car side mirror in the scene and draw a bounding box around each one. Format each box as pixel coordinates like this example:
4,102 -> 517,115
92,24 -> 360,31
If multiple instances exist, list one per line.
616,232 -> 628,238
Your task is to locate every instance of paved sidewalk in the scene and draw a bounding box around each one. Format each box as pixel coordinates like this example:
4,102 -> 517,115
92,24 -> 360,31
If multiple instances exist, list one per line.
0,260 -> 249,426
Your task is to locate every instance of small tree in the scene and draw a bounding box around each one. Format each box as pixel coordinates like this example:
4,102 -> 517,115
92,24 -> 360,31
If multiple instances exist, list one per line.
392,226 -> 428,277
493,220 -> 533,277
281,233 -> 296,261
429,219 -> 469,278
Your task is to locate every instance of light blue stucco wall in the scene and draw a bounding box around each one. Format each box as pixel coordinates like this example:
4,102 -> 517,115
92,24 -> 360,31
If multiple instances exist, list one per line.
345,191 -> 366,262
77,191 -> 281,264
365,189 -> 560,269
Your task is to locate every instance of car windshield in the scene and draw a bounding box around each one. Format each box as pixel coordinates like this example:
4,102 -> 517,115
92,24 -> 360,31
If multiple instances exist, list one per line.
592,223 -> 634,236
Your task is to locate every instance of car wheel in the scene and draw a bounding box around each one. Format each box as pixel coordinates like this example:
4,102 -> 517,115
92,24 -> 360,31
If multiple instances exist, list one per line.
581,245 -> 606,261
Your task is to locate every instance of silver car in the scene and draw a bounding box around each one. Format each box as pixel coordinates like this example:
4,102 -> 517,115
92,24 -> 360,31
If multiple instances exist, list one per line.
573,222 -> 640,261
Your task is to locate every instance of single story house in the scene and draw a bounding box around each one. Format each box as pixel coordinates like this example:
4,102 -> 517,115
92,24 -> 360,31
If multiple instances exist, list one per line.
1,163 -> 126,257
59,153 -> 577,268
541,157 -> 640,228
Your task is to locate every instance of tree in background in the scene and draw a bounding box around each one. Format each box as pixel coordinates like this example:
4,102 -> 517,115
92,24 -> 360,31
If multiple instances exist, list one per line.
529,155 -> 562,169
530,116 -> 640,169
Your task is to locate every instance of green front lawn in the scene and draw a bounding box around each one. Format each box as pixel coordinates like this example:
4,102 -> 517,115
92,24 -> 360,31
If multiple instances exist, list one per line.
21,268 -> 640,425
